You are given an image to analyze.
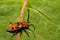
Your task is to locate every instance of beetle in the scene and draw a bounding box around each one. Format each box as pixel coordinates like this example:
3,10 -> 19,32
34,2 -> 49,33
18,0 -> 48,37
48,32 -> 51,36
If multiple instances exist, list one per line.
7,9 -> 35,37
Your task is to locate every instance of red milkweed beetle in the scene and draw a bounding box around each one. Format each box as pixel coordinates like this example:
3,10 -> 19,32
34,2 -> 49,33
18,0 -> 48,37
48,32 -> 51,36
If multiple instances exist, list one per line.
7,9 -> 35,37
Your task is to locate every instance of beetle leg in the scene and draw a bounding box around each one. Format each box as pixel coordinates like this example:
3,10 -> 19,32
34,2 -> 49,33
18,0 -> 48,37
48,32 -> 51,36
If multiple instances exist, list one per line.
12,33 -> 17,37
28,24 -> 35,31
24,29 -> 29,37
28,28 -> 35,37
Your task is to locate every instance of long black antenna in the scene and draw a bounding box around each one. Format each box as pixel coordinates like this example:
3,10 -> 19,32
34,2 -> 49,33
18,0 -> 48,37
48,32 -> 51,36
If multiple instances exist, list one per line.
27,9 -> 30,23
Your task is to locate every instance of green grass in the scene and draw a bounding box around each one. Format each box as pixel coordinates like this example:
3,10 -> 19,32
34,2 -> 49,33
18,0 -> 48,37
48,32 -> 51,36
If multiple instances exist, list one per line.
0,0 -> 60,40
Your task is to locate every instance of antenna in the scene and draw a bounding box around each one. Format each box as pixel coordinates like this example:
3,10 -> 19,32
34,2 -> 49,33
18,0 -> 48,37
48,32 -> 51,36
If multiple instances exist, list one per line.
27,9 -> 30,23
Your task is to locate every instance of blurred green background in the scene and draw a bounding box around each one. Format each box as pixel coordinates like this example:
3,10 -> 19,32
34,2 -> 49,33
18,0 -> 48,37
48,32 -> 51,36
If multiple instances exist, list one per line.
0,0 -> 60,40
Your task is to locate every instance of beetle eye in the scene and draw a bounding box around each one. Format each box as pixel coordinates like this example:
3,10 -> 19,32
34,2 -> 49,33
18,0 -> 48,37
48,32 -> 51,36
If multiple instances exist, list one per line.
12,27 -> 14,29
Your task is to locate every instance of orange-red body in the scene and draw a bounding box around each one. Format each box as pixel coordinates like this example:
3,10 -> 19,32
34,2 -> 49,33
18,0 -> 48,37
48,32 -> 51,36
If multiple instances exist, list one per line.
7,22 -> 29,33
